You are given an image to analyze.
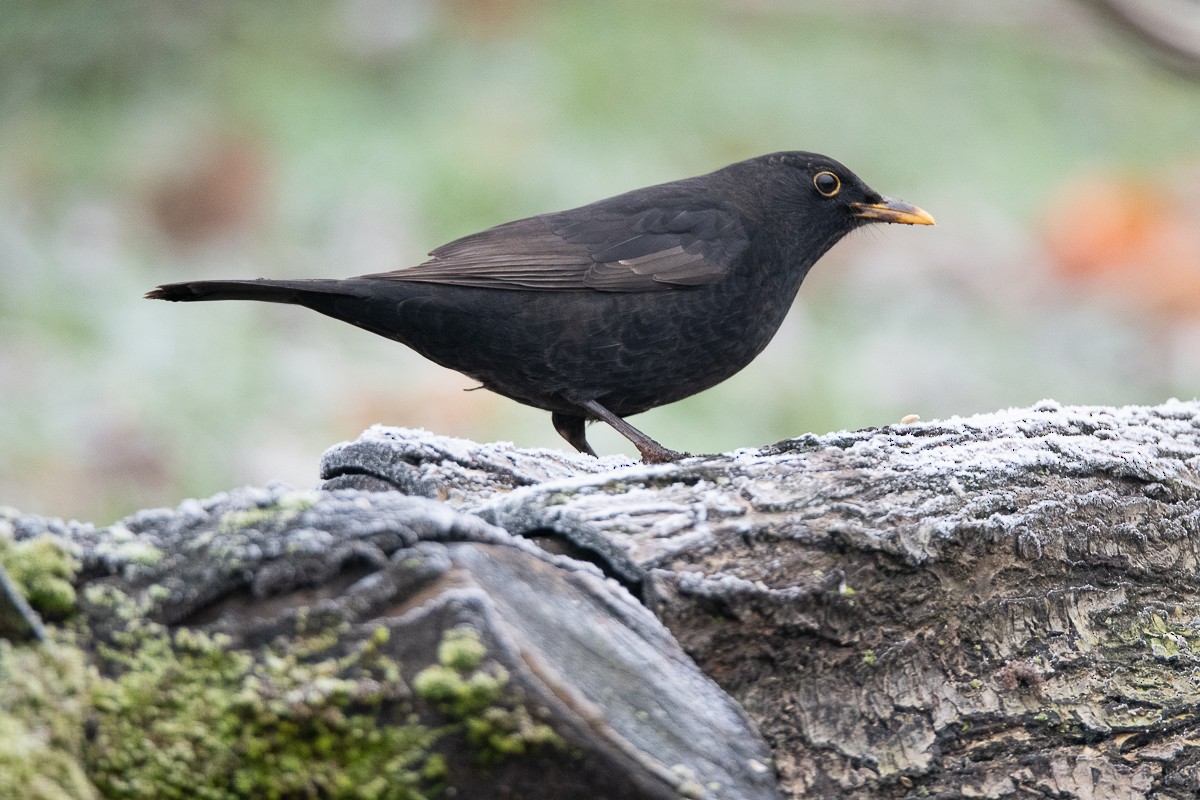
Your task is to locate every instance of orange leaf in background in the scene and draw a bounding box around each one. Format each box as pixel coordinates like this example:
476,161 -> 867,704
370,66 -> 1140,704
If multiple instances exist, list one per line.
1042,170 -> 1200,317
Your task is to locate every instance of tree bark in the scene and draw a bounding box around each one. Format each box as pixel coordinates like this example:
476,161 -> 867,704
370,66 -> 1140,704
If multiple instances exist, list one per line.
4,400 -> 1200,799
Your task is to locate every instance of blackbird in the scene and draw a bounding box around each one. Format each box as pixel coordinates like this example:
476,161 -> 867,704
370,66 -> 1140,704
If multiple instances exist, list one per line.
147,151 -> 934,463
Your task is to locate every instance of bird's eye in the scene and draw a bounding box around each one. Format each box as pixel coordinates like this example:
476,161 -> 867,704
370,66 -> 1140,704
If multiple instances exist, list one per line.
813,171 -> 841,197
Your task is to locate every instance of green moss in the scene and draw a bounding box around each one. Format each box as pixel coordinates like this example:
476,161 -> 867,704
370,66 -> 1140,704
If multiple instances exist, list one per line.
97,525 -> 164,567
414,627 -> 563,764
1140,609 -> 1200,660
861,649 -> 877,667
119,542 -> 164,566
221,492 -> 317,532
0,533 -> 79,618
1107,606 -> 1200,664
4,578 -> 562,796
437,627 -> 486,672
86,589 -> 441,800
413,664 -> 507,719
0,631 -> 98,800
82,584 -> 150,624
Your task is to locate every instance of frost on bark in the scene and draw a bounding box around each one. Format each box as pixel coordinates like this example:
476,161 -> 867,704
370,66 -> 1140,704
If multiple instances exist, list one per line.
323,400 -> 1200,799
4,400 -> 1200,799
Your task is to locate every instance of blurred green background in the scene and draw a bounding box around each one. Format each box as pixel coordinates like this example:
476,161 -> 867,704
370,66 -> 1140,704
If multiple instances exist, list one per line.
2,0 -> 1199,524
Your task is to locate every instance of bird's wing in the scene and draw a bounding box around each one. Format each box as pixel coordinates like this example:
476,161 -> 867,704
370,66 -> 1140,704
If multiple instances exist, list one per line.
365,205 -> 748,292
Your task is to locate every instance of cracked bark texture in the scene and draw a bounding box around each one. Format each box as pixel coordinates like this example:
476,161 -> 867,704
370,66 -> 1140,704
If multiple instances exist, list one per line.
320,400 -> 1200,799
5,400 -> 1200,799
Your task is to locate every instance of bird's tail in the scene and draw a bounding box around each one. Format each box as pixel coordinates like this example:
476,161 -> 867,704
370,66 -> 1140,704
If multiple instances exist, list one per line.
145,279 -> 349,305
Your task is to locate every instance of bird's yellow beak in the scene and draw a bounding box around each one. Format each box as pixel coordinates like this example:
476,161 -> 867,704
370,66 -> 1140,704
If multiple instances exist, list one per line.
851,197 -> 936,226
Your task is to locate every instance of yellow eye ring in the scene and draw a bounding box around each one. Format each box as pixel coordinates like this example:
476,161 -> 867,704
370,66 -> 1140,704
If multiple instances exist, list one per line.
813,171 -> 841,197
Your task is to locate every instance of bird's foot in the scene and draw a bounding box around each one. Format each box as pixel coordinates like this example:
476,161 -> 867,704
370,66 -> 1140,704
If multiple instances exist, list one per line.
638,445 -> 690,464
575,399 -> 690,464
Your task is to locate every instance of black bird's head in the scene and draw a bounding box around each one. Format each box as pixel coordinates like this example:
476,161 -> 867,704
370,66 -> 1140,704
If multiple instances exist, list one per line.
721,151 -> 935,267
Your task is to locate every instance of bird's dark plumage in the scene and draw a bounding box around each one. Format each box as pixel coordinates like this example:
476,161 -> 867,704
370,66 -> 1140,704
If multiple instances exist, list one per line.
147,151 -> 934,462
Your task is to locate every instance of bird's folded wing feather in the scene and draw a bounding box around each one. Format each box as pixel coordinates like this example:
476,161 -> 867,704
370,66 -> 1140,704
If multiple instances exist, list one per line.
363,204 -> 748,292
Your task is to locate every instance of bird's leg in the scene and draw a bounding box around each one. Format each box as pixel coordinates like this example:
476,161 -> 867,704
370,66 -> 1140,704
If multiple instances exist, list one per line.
578,399 -> 688,464
552,412 -> 597,457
